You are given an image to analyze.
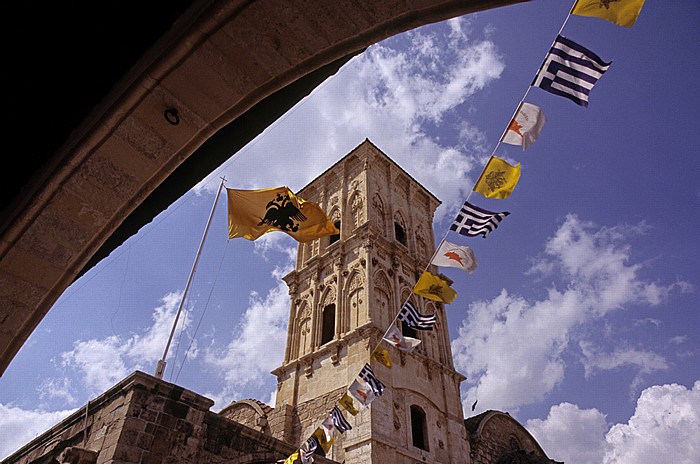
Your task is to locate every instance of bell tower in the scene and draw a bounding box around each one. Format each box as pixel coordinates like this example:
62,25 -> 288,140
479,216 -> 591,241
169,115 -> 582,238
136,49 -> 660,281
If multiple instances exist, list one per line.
272,139 -> 470,463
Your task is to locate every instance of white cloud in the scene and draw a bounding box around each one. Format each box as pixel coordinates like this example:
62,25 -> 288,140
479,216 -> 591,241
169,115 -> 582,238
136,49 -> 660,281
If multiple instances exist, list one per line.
579,341 -> 668,397
604,381 -> 700,464
58,291 -> 191,394
197,17 -> 504,223
528,381 -> 700,464
0,405 -> 76,460
526,402 -> 608,464
204,279 -> 291,408
452,215 -> 678,414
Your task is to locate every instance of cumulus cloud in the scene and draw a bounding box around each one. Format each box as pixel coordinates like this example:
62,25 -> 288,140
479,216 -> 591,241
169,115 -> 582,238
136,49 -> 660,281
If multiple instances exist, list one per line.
198,17 -> 505,222
604,381 -> 700,463
58,291 -> 192,394
526,402 -> 608,464
203,242 -> 295,407
452,215 -> 679,413
0,405 -> 76,460
527,381 -> 700,464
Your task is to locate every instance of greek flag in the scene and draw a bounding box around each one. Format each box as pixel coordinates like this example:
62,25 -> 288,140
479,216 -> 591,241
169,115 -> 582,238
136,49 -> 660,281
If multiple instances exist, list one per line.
533,35 -> 611,107
450,201 -> 509,238
398,301 -> 436,331
330,406 -> 352,433
359,363 -> 385,396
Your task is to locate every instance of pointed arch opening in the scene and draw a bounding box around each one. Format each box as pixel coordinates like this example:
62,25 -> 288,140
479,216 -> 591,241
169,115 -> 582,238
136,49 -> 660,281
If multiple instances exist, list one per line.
410,404 -> 429,451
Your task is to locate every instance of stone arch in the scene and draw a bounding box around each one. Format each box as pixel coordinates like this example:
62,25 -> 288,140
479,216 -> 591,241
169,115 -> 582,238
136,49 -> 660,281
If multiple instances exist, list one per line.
349,190 -> 364,231
218,399 -> 272,435
344,270 -> 365,331
372,192 -> 388,237
295,300 -> 313,359
0,0 -> 524,377
393,210 -> 408,247
415,225 -> 428,263
373,270 -> 394,329
466,410 -> 551,464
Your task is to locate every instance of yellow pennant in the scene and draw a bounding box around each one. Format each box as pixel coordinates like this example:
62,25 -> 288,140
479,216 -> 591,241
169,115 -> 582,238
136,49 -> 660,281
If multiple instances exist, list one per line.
572,0 -> 645,28
227,186 -> 339,242
473,156 -> 521,200
371,346 -> 393,369
412,271 -> 457,304
338,393 -> 359,416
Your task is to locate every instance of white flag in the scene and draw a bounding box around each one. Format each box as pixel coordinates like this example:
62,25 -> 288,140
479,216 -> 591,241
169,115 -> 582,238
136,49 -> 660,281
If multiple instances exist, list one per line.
501,102 -> 546,150
348,379 -> 375,407
431,241 -> 477,274
383,325 -> 421,352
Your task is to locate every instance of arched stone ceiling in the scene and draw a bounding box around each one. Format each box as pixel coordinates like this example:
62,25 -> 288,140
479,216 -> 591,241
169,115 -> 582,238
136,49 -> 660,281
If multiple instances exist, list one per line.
0,0 -> 527,376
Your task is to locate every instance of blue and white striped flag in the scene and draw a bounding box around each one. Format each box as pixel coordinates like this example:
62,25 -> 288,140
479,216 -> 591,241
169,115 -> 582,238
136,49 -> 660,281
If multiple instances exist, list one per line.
450,201 -> 509,238
330,406 -> 352,433
359,363 -> 385,397
533,35 -> 611,107
398,300 -> 437,331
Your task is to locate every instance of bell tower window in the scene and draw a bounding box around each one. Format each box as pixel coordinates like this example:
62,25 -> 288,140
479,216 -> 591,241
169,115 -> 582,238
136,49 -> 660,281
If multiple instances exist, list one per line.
321,304 -> 335,345
410,405 -> 429,451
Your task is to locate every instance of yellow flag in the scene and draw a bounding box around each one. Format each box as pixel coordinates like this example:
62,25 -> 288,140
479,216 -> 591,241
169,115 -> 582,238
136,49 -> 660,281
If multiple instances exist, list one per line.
312,427 -> 335,455
371,346 -> 393,369
412,272 -> 457,304
339,393 -> 359,416
473,156 -> 521,200
283,450 -> 300,464
227,186 -> 339,242
572,0 -> 645,28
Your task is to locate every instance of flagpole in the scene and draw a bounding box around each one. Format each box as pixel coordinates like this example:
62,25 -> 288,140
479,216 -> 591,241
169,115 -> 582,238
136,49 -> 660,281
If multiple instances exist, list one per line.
155,176 -> 227,380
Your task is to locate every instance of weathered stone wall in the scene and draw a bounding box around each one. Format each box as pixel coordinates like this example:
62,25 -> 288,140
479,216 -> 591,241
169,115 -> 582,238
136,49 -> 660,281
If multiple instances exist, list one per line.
468,411 -> 548,464
2,371 -> 339,464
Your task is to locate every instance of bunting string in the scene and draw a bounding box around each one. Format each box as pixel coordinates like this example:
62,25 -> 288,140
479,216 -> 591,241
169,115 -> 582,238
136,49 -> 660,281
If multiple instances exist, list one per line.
261,0 -> 647,460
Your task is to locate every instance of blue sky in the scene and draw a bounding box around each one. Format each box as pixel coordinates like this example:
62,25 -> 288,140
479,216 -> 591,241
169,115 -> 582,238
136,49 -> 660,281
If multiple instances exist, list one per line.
2,1 -> 699,462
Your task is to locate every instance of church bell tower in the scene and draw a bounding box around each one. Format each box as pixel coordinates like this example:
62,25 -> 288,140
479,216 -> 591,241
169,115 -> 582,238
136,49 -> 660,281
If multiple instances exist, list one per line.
272,139 -> 470,463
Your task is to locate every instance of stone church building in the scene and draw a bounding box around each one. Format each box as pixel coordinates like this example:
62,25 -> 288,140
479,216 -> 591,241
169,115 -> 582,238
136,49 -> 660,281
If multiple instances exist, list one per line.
4,140 -> 560,464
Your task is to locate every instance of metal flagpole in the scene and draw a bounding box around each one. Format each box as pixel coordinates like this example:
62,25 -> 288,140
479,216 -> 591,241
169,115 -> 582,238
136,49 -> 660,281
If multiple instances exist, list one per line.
155,176 -> 227,379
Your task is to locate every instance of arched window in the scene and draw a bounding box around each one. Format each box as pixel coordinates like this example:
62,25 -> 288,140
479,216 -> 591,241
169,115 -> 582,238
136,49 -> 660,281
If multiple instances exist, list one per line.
394,212 -> 407,246
329,220 -> 341,245
321,304 -> 335,345
410,405 -> 429,451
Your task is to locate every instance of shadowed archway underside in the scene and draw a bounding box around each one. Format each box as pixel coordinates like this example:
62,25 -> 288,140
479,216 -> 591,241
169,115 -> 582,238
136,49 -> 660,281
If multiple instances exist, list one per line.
0,0 -> 528,376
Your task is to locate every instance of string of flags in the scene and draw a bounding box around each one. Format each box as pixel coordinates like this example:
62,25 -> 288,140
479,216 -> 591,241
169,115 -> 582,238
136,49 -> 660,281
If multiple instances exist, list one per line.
222,2 -> 646,462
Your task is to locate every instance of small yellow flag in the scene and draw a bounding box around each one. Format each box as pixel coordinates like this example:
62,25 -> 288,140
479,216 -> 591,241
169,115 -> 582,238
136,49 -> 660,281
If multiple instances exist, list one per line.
339,393 -> 359,416
412,272 -> 457,304
371,346 -> 393,369
283,450 -> 300,464
313,427 -> 335,455
227,186 -> 339,242
473,156 -> 521,200
572,0 -> 645,28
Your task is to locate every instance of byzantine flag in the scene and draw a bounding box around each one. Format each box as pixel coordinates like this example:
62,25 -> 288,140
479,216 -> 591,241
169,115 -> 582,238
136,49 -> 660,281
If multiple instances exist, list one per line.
473,156 -> 521,200
227,186 -> 339,242
501,102 -> 546,150
412,271 -> 458,304
312,426 -> 334,456
572,0 -> 645,28
283,450 -> 300,464
371,346 -> 393,368
431,240 -> 477,274
383,325 -> 421,352
339,393 -> 359,416
348,379 -> 375,407
532,35 -> 611,108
